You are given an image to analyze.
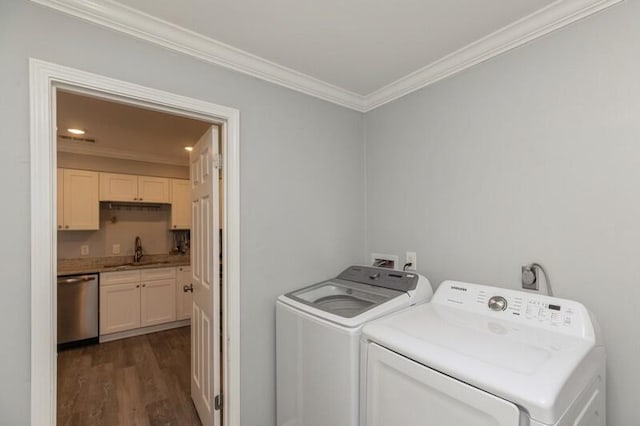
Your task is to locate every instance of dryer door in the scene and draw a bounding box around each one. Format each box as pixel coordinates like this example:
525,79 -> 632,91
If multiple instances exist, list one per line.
364,343 -> 521,426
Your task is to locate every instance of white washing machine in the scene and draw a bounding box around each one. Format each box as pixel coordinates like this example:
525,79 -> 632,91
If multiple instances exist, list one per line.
360,280 -> 606,426
276,265 -> 433,426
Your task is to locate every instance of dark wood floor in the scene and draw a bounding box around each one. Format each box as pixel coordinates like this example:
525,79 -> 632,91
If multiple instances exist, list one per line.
57,326 -> 201,426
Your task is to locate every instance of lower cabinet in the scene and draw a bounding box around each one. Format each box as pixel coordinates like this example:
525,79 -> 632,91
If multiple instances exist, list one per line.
176,266 -> 193,321
100,267 -> 179,336
141,278 -> 176,327
100,282 -> 141,334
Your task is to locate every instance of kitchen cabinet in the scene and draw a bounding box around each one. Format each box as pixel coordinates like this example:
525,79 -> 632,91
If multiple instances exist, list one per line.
141,278 -> 176,327
176,266 -> 192,320
99,172 -> 138,202
58,168 -> 100,231
170,179 -> 191,230
99,172 -> 169,203
139,176 -> 171,203
100,267 -> 177,336
100,282 -> 141,334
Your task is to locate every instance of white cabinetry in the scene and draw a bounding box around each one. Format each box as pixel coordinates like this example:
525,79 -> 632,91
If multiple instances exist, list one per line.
99,173 -> 138,202
58,168 -> 100,231
176,266 -> 192,320
170,179 -> 191,230
100,267 -> 177,337
100,282 -> 141,334
139,176 -> 171,203
141,279 -> 176,327
140,267 -> 176,327
99,172 -> 169,203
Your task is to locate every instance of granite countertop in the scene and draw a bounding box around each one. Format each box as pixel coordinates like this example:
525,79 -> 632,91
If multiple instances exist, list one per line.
58,253 -> 191,276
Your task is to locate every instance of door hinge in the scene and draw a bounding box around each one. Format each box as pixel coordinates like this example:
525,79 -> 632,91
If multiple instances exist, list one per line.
213,153 -> 223,170
214,394 -> 223,411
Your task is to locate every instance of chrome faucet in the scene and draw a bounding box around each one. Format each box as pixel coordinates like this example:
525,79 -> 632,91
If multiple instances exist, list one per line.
134,236 -> 143,263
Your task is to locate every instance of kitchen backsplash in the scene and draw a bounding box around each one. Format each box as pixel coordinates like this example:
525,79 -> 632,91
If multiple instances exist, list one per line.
58,203 -> 175,259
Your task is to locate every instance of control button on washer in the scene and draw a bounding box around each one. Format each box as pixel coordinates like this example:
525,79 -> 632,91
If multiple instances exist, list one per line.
488,296 -> 508,311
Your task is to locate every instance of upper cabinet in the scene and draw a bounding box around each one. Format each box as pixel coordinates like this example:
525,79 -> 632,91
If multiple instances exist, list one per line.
58,168 -> 100,231
170,179 -> 191,230
99,173 -> 138,202
100,172 -> 169,203
139,176 -> 170,203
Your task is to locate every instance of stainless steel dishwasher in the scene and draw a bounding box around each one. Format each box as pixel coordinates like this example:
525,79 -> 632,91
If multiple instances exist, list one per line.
57,274 -> 99,348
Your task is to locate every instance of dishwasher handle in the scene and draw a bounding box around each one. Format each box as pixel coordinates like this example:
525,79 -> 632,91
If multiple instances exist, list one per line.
58,276 -> 97,285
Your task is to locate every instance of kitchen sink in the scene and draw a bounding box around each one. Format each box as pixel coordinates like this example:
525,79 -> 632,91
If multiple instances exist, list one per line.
109,260 -> 173,270
128,261 -> 171,266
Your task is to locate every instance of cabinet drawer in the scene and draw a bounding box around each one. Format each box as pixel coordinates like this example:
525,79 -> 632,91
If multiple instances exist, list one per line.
101,270 -> 141,286
140,267 -> 176,281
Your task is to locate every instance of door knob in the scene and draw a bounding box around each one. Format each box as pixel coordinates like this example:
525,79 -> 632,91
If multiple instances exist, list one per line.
183,284 -> 194,293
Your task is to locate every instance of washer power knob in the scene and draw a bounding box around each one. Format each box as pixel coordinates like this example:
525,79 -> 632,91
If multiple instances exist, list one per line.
488,296 -> 508,311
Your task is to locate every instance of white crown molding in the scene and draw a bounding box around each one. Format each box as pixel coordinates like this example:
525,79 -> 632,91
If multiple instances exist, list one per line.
31,0 -> 622,113
57,139 -> 189,166
364,0 -> 623,111
30,0 -> 368,111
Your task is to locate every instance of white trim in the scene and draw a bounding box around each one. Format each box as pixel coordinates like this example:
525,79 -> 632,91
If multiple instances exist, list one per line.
364,0 -> 624,111
30,0 -> 622,112
29,0 -> 367,111
57,139 -> 189,166
99,319 -> 191,343
29,59 -> 241,426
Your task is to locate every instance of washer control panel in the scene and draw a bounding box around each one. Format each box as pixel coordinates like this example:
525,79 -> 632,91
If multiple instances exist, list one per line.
488,296 -> 508,311
434,280 -> 593,339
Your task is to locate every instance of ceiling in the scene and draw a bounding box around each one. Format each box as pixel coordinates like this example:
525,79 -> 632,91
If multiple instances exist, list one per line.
57,90 -> 212,166
117,0 -> 554,96
34,0 -> 620,110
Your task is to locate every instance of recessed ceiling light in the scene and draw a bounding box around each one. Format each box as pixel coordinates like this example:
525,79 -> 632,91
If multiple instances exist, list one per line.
67,128 -> 85,135
184,146 -> 193,152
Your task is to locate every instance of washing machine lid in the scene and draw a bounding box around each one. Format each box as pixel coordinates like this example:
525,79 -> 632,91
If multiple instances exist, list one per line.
285,279 -> 404,319
362,281 -> 603,425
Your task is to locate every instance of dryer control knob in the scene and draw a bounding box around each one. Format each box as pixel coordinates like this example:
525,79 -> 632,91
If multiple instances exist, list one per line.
488,296 -> 508,311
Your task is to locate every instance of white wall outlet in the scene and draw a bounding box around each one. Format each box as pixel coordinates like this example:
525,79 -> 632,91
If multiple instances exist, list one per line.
112,244 -> 121,255
405,251 -> 417,271
370,253 -> 399,269
80,245 -> 89,256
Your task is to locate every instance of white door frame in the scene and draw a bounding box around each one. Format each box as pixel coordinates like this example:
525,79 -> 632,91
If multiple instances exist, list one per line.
29,58 -> 241,426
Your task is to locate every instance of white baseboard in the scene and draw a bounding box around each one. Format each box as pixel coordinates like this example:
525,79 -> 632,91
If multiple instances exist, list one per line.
99,318 -> 191,343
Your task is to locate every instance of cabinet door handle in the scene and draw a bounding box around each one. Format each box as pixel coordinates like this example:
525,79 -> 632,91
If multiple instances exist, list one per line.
142,283 -> 146,287
65,225 -> 69,229
183,284 -> 193,293
136,284 -> 140,288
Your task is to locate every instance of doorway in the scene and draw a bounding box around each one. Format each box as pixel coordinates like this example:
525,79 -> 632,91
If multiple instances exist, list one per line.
30,59 -> 240,426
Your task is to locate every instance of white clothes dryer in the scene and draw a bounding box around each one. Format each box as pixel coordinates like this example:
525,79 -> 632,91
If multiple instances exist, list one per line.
276,265 -> 433,426
360,280 -> 606,426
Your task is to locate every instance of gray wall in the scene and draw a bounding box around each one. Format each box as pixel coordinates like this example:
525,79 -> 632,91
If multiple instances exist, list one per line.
364,2 -> 639,425
0,1 -> 365,424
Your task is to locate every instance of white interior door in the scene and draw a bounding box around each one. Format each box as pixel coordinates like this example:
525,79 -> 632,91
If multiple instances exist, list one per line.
364,343 -> 520,426
190,126 -> 221,426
